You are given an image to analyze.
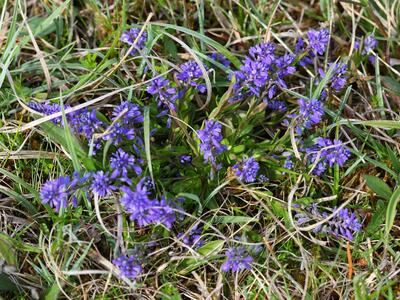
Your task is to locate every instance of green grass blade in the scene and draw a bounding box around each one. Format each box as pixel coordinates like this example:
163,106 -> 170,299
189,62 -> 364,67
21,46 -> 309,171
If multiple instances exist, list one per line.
144,106 -> 153,182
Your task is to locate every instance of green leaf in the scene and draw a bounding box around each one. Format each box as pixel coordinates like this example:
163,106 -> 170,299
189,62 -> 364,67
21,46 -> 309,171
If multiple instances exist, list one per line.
0,186 -> 37,215
61,103 -> 81,171
39,122 -> 96,170
385,186 -> 400,240
366,200 -> 386,234
197,240 -> 224,256
382,76 -> 400,96
143,107 -> 153,181
342,119 -> 400,129
213,216 -> 256,224
44,282 -> 63,300
312,60 -> 340,99
0,168 -> 39,198
0,235 -> 17,265
177,192 -> 202,213
0,274 -> 18,292
163,37 -> 178,59
204,180 -> 231,209
363,175 -> 392,200
33,0 -> 71,36
271,200 -> 289,223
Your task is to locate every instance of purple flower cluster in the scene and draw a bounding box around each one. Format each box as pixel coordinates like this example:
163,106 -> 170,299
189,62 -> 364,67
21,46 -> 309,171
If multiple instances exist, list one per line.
40,175 -> 77,211
363,35 -> 378,54
120,179 -> 177,228
221,246 -> 253,272
91,171 -> 117,197
258,174 -> 269,182
355,34 -> 378,55
267,100 -> 287,112
147,77 -> 180,118
229,42 -> 296,103
112,255 -> 142,279
295,204 -> 362,241
28,101 -> 68,125
290,98 -> 324,134
120,27 -> 147,55
355,34 -> 378,63
110,149 -> 142,183
29,101 -> 149,153
104,101 -> 143,145
177,225 -> 204,249
305,137 -> 350,175
179,155 -> 192,164
232,157 -> 259,183
283,157 -> 294,170
197,120 -> 226,166
176,60 -> 207,93
307,29 -> 330,55
319,62 -> 348,95
209,53 -> 231,67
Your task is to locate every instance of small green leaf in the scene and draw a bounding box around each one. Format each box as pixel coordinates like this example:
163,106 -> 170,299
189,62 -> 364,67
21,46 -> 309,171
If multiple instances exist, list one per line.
0,274 -> 18,292
366,200 -> 386,234
0,236 -> 17,265
385,186 -> 400,240
382,76 -> 400,96
197,240 -> 224,256
213,216 -> 255,224
177,192 -> 202,213
143,107 -> 153,182
163,37 -> 178,59
363,174 -> 392,200
44,282 -> 63,300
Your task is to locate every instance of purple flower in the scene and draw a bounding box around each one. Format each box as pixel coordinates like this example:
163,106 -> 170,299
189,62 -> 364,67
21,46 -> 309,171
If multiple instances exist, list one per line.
120,179 -> 177,228
71,108 -> 104,139
28,102 -> 105,152
112,101 -> 143,125
147,77 -> 180,113
267,100 -> 287,112
297,98 -> 325,131
120,27 -> 147,55
91,171 -> 116,197
362,35 -> 378,55
248,42 -> 275,63
317,138 -> 350,167
318,63 -> 347,92
283,157 -> 294,169
305,138 -> 350,175
177,224 -> 204,249
28,101 -> 66,125
232,157 -> 259,183
295,37 -> 314,66
232,58 -> 270,98
176,60 -> 207,93
307,29 -> 330,55
197,120 -> 227,165
103,102 -> 143,146
180,155 -> 192,164
209,53 -> 231,67
229,42 -> 295,102
295,204 -> 362,241
221,246 -> 253,272
275,53 -> 296,78
157,196 -> 179,229
259,175 -> 269,182
40,176 -> 77,211
113,255 -> 142,279
110,149 -> 142,181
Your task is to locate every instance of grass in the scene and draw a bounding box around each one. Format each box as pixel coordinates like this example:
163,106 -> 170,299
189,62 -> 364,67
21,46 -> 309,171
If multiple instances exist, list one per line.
0,0 -> 400,299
